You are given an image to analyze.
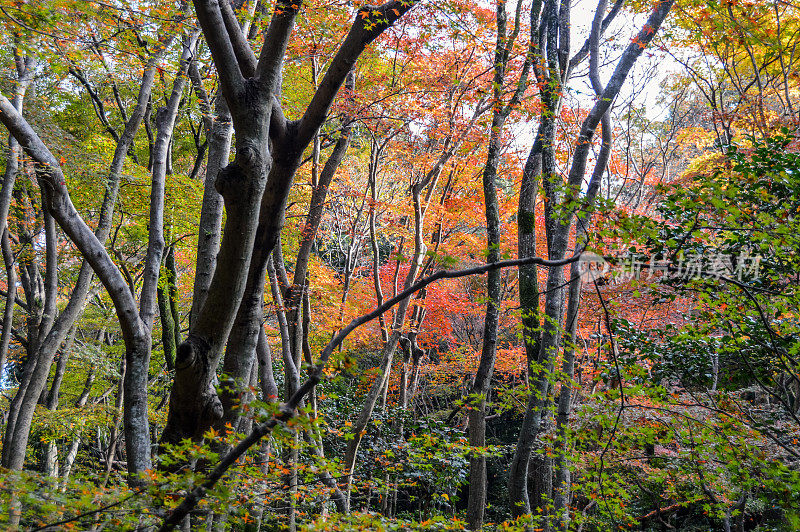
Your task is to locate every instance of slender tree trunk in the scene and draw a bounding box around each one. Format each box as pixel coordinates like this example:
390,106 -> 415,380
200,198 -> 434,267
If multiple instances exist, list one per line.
60,360 -> 96,490
552,4 -> 612,522
368,151 -> 390,343
518,134 -> 542,368
467,120 -> 505,527
467,0 -> 535,523
508,0 -> 675,522
158,246 -> 180,370
0,54 -> 34,384
257,327 -> 279,401
103,356 -> 126,487
45,324 -> 78,410
0,37 -> 175,473
0,54 -> 35,464
123,32 -> 200,483
59,438 -> 81,490
342,146 -> 453,504
41,325 -> 78,478
0,231 -> 18,380
269,252 -> 300,398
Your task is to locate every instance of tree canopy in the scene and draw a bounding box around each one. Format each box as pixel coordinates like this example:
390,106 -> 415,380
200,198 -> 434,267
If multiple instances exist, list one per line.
1,0 -> 799,530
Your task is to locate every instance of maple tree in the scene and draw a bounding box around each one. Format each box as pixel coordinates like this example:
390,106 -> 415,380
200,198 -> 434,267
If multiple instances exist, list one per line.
1,0 -> 800,530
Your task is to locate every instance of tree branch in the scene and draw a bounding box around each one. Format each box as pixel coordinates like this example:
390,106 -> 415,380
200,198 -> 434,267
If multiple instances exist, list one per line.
192,0 -> 246,105
0,92 -> 143,344
566,0 -> 674,193
567,0 -> 625,74
219,0 -> 257,76
254,0 -> 303,87
295,0 -> 419,146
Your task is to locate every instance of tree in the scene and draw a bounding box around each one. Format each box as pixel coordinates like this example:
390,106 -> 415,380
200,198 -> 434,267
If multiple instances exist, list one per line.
8,0 -> 800,530
0,1 -> 186,483
508,0 -> 675,526
467,0 -> 532,526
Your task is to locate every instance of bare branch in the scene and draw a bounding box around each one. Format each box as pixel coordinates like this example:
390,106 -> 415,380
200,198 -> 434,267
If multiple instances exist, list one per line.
567,0 -> 625,75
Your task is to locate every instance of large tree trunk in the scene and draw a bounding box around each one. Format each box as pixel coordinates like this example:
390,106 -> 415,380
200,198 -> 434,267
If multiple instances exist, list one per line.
189,95 -> 232,325
124,32 -> 200,481
218,70 -> 355,430
162,0 -> 412,449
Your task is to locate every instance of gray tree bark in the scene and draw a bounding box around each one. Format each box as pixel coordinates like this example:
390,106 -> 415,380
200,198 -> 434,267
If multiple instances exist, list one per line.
467,0 -> 534,525
508,0 -> 675,524
0,51 -> 34,383
552,2 -> 612,525
0,27 -> 194,484
162,0 -> 417,452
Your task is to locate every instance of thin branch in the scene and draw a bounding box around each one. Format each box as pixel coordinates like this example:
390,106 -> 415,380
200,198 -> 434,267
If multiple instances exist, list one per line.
30,488 -> 146,531
567,0 -> 625,74
295,0 -> 419,146
592,278 -> 625,530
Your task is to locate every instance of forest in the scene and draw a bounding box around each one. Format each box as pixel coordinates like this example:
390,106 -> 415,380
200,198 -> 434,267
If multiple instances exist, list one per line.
0,0 -> 799,529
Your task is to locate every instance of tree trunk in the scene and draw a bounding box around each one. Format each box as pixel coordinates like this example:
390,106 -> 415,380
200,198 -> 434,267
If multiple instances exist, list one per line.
467,125 -> 504,528
0,231 -> 18,381
158,246 -> 180,370
467,0 -> 536,523
508,0 -> 675,522
103,356 -> 126,486
0,38 -> 175,473
124,31 -> 200,483
552,4 -> 612,522
0,53 -> 34,383
189,95 -> 232,325
163,2 -> 428,502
